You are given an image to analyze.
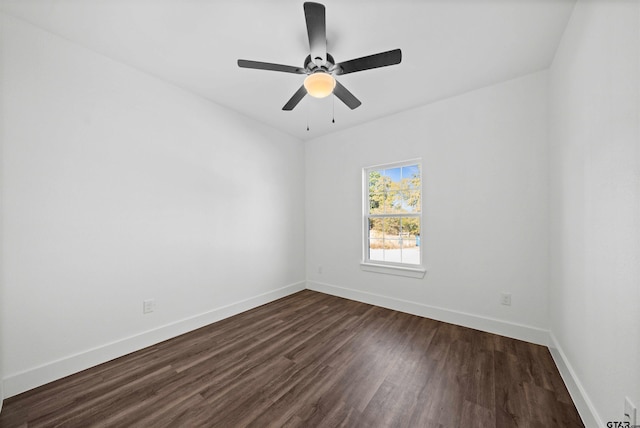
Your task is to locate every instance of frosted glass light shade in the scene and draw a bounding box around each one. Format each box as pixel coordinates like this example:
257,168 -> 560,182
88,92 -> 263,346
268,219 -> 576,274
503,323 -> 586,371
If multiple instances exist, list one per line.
304,73 -> 336,98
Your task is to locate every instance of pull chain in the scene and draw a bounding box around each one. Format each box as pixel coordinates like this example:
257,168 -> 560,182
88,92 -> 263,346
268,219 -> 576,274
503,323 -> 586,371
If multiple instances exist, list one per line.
306,98 -> 310,131
332,94 -> 335,123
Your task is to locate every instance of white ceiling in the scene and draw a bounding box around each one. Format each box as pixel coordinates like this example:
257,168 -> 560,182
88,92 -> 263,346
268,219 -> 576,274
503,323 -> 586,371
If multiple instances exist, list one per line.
1,0 -> 576,140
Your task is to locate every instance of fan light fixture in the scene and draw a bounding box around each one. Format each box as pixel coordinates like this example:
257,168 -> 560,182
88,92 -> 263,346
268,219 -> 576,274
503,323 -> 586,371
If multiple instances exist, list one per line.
237,2 -> 402,110
304,72 -> 336,98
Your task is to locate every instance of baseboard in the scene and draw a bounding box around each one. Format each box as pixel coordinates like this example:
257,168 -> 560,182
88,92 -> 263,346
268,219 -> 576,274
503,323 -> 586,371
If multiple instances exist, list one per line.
548,333 -> 602,428
2,281 -> 305,399
305,281 -> 598,425
306,280 -> 549,346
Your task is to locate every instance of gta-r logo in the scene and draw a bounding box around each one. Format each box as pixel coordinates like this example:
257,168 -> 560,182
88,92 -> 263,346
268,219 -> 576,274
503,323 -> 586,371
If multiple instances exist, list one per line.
606,422 -> 630,428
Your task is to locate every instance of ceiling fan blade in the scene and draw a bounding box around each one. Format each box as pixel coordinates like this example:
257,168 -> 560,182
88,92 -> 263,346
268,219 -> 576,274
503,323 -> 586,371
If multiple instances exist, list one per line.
336,49 -> 402,75
238,59 -> 305,74
304,2 -> 326,65
282,85 -> 308,111
333,80 -> 361,110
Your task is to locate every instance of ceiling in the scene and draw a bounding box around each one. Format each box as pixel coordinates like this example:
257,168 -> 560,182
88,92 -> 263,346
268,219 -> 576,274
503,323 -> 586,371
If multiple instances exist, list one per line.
0,0 -> 576,141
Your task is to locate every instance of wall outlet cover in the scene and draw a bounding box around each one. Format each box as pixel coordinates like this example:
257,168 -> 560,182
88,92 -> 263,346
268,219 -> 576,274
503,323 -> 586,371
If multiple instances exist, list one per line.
143,299 -> 156,314
500,293 -> 512,306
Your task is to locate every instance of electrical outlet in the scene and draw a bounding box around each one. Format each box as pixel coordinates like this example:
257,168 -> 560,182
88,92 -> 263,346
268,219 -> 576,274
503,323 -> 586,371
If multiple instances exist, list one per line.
500,293 -> 512,306
143,299 -> 155,314
625,397 -> 637,426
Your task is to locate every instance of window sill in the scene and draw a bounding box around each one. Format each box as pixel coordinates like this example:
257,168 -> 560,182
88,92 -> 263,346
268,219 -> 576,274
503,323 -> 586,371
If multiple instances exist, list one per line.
360,262 -> 427,279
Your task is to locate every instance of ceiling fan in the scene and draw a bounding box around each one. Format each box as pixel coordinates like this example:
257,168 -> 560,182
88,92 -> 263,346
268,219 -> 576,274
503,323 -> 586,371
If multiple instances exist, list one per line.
237,2 -> 402,111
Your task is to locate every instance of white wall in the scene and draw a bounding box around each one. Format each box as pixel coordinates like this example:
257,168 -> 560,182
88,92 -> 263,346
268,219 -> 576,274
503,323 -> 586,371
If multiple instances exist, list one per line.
0,14 -> 305,397
305,71 -> 550,343
548,1 -> 640,426
0,10 -> 5,412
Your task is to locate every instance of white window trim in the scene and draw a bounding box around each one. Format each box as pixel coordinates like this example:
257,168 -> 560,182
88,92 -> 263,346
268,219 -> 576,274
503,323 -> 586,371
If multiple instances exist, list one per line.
359,261 -> 427,278
361,158 -> 426,278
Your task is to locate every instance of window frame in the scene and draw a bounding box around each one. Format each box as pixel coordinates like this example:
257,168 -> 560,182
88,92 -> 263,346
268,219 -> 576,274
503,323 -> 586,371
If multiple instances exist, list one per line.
361,159 -> 426,278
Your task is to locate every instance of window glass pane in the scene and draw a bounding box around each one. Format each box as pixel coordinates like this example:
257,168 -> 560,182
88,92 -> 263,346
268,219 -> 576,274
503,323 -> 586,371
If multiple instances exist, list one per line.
401,217 -> 420,236
382,167 -> 402,186
369,218 -> 385,262
399,165 -> 419,190
402,165 -> 420,181
383,246 -> 402,263
369,193 -> 385,214
368,218 -> 384,238
403,190 -> 421,213
381,192 -> 395,214
383,217 -> 399,239
400,217 -> 420,265
369,239 -> 384,261
387,191 -> 404,214
396,190 -> 408,213
369,170 -> 390,193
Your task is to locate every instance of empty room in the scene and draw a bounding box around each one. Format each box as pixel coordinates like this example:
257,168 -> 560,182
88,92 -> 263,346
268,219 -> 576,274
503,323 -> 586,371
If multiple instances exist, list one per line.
0,0 -> 638,427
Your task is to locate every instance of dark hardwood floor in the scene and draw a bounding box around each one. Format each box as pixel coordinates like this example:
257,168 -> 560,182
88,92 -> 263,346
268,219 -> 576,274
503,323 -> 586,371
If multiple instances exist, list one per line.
0,290 -> 583,427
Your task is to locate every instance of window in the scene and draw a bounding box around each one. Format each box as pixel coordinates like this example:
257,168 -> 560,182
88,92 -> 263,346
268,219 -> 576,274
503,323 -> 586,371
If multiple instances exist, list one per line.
362,160 -> 425,276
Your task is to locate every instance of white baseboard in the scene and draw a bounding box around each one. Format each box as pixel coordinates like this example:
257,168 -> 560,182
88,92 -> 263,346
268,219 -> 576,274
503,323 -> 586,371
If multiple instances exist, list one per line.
306,280 -> 549,346
548,333 -> 602,428
2,281 -> 305,399
1,280 -> 599,428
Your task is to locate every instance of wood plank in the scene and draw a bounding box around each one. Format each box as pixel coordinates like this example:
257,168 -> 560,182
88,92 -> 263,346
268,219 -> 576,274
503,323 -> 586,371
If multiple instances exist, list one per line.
0,290 -> 584,427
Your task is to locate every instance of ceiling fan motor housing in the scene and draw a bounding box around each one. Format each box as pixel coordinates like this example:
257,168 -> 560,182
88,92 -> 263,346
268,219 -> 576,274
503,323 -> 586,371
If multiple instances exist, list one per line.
304,53 -> 337,74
